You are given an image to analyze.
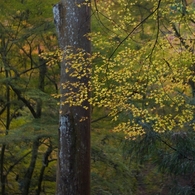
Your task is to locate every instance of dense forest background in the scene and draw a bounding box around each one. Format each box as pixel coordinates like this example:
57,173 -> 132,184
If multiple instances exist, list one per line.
1,0 -> 195,194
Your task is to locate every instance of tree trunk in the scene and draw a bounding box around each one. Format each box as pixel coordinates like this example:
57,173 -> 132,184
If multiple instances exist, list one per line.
36,141 -> 53,195
21,139 -> 39,195
0,53 -> 11,195
53,1 -> 91,195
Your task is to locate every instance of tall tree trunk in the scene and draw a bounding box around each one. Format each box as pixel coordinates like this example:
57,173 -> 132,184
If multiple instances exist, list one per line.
0,39 -> 11,194
53,1 -> 91,195
0,70 -> 10,195
21,139 -> 39,195
36,141 -> 53,195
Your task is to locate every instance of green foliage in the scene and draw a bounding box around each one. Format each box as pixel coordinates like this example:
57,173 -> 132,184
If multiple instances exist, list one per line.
2,0 -> 195,194
0,0 -> 59,194
51,0 -> 195,194
91,109 -> 137,195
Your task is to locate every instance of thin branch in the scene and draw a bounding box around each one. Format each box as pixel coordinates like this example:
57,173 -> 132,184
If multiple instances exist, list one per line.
172,23 -> 191,51
10,84 -> 38,118
5,151 -> 31,176
108,0 -> 162,60
91,114 -> 109,123
139,120 -> 195,161
147,1 -> 161,61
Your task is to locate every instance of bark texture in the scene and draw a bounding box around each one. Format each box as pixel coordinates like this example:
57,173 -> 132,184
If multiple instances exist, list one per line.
53,1 -> 91,195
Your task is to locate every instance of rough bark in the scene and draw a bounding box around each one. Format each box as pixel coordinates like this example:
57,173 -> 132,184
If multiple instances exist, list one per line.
53,1 -> 91,195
